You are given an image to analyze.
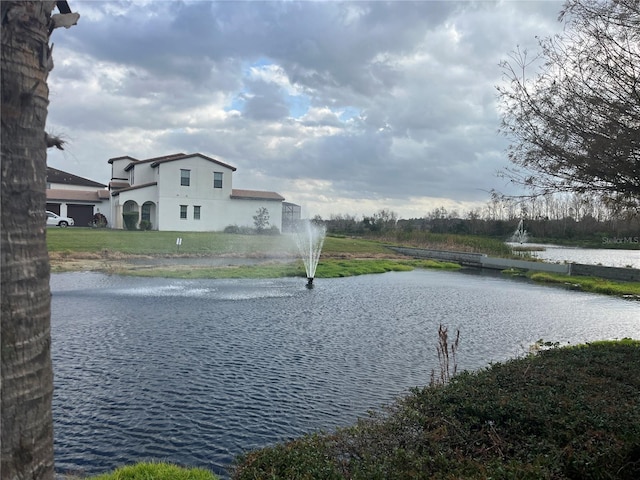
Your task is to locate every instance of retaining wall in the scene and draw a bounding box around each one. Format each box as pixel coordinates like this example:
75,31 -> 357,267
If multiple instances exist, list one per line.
480,256 -> 570,274
570,263 -> 640,282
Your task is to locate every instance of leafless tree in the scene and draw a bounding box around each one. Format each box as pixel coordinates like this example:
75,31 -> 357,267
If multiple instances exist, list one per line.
498,0 -> 640,209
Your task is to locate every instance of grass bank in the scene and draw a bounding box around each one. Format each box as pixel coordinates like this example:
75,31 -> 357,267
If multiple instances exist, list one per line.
46,228 -> 393,257
86,461 -> 217,480
370,230 -> 514,257
46,229 -> 460,278
528,271 -> 640,298
232,340 -> 640,480
97,258 -> 460,280
47,229 -> 637,298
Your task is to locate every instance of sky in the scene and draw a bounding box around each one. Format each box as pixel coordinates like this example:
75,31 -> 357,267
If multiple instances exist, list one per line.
46,0 -> 566,220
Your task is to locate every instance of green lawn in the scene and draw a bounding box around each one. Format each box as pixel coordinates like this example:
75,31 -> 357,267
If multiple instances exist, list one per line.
47,228 -> 295,256
46,228 -> 393,257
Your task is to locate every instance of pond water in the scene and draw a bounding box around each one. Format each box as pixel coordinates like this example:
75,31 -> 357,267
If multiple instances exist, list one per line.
515,243 -> 639,268
51,270 -> 640,479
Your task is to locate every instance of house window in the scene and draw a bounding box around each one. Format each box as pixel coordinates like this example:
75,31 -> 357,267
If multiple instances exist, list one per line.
129,168 -> 135,184
194,205 -> 201,220
181,169 -> 190,186
213,171 -> 223,189
180,205 -> 188,219
141,203 -> 152,222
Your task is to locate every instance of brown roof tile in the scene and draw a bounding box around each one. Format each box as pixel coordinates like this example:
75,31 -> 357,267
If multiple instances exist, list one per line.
46,189 -> 108,202
231,189 -> 284,201
111,182 -> 158,196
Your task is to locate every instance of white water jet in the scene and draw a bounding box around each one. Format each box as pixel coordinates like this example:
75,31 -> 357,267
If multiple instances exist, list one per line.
293,220 -> 326,287
510,219 -> 529,244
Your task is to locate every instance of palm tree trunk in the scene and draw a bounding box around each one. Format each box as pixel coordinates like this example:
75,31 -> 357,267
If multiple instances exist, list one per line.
2,2 -> 57,479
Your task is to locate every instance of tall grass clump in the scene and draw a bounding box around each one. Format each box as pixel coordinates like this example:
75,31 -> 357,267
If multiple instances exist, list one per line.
86,461 -> 217,480
430,324 -> 460,386
377,230 -> 513,257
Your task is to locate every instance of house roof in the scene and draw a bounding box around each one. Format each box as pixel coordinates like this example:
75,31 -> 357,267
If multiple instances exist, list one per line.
109,181 -> 131,190
149,153 -> 237,172
124,153 -> 187,171
231,189 -> 285,201
47,189 -> 108,202
47,167 -> 107,188
108,155 -> 138,164
109,152 -> 236,172
111,182 -> 158,196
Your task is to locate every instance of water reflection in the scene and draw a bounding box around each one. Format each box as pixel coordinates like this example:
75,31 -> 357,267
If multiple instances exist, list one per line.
524,244 -> 639,268
51,270 -> 640,478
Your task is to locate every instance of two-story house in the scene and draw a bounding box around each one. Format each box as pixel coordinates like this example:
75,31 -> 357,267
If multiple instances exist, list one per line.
109,153 -> 287,231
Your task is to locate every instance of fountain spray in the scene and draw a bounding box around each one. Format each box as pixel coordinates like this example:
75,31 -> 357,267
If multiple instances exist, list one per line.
293,220 -> 326,288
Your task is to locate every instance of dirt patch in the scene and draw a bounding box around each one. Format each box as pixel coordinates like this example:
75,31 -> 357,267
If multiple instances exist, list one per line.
48,250 -> 405,274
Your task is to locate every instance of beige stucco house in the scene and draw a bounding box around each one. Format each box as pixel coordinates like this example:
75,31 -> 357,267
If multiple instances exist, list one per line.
109,153 -> 287,231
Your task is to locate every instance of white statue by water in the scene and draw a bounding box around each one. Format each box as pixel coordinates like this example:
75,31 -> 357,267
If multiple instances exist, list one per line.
293,219 -> 326,288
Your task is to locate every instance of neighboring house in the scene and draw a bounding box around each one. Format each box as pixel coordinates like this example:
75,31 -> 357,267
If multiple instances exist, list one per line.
46,167 -> 110,227
109,153 -> 288,232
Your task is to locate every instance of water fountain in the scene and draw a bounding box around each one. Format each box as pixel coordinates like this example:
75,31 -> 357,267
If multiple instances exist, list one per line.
293,219 -> 326,288
510,219 -> 529,244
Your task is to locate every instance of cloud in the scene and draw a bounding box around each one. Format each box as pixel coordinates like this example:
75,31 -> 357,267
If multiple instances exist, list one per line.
46,0 -> 565,219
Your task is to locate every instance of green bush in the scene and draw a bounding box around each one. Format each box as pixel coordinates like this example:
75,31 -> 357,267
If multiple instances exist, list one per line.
122,212 -> 139,231
87,461 -> 217,480
224,225 -> 240,234
262,225 -> 280,235
139,220 -> 152,231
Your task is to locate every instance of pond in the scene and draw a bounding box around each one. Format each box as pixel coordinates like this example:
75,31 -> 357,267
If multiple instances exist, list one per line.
517,243 -> 639,268
51,270 -> 640,479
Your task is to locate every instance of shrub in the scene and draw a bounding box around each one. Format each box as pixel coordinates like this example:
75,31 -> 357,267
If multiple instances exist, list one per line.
91,212 -> 108,228
224,225 -> 240,234
139,220 -> 152,231
224,225 -> 255,235
122,212 -> 138,230
263,225 -> 280,235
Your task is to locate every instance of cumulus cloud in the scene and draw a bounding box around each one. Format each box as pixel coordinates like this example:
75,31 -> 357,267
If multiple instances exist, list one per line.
47,0 -> 565,218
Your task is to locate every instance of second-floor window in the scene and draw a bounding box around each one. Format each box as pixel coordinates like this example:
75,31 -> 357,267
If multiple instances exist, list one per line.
213,171 -> 223,189
181,169 -> 190,186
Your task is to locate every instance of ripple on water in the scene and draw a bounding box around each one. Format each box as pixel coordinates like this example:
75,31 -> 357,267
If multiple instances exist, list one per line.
51,271 -> 640,478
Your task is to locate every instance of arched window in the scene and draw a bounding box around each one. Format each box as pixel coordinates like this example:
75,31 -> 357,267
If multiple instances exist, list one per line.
141,202 -> 152,222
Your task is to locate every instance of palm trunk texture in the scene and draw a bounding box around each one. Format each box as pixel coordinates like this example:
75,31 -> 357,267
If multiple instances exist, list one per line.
2,2 -> 57,479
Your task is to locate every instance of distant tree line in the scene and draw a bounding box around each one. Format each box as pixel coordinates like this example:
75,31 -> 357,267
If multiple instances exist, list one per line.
314,193 -> 639,241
